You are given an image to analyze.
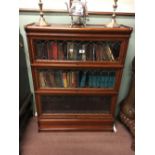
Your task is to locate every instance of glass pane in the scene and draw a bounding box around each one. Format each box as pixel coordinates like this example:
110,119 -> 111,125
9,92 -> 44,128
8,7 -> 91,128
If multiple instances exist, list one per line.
34,40 -> 121,62
38,69 -> 115,88
41,95 -> 111,114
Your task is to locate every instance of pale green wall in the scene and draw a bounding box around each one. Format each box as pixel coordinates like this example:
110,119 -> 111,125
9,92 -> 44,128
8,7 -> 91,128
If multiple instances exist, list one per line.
19,12 -> 135,115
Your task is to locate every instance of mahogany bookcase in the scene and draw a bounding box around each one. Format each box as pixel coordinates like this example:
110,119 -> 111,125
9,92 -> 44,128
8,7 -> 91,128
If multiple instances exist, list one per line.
25,23 -> 132,131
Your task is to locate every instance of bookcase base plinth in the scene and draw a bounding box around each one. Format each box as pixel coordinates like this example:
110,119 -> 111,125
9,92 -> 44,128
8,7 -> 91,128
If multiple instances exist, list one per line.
38,118 -> 114,131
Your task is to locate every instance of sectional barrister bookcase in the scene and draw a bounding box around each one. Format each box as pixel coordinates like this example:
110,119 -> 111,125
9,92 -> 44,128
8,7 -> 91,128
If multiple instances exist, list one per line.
25,23 -> 132,131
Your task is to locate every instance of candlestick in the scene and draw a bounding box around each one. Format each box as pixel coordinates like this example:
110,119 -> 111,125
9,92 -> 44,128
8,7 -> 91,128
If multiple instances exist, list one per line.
36,0 -> 49,26
106,0 -> 120,28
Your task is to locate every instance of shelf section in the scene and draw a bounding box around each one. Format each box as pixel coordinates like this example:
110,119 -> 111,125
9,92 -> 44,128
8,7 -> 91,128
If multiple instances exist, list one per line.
35,88 -> 118,95
31,61 -> 123,68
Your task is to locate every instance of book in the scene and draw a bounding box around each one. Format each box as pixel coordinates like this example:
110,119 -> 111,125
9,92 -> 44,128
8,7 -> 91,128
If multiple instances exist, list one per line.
96,71 -> 101,87
57,42 -> 64,60
86,43 -> 94,60
88,71 -> 93,87
36,41 -> 43,59
92,43 -> 96,61
39,71 -> 46,87
55,71 -> 63,87
67,42 -> 74,60
102,43 -> 110,61
62,72 -> 67,88
110,41 -> 120,59
51,41 -> 58,60
47,41 -> 53,59
44,71 -> 53,87
104,43 -> 115,61
101,71 -> 106,88
42,71 -> 49,87
80,71 -> 87,87
92,71 -> 96,87
71,71 -> 77,87
49,71 -> 56,87
109,71 -> 115,88
63,42 -> 67,60
104,71 -> 109,88
96,43 -> 103,61
76,42 -> 82,60
67,71 -> 71,87
42,41 -> 48,59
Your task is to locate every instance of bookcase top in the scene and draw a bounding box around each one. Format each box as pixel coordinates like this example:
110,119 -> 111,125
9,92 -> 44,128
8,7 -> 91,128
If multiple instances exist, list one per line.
25,23 -> 133,35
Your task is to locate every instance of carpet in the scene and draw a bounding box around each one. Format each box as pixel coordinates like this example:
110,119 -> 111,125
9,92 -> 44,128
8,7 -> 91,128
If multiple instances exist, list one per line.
20,117 -> 134,155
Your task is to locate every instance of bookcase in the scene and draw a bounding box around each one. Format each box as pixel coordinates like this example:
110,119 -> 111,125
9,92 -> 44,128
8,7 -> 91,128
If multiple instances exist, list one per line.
25,23 -> 132,131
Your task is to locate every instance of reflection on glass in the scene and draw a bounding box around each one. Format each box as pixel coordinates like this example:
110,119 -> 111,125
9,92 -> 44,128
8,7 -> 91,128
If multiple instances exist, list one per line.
35,40 -> 121,61
39,69 -> 115,88
41,95 -> 111,114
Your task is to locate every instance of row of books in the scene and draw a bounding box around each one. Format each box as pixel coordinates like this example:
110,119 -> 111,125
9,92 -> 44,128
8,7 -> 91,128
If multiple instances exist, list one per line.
39,70 -> 115,88
35,40 -> 118,61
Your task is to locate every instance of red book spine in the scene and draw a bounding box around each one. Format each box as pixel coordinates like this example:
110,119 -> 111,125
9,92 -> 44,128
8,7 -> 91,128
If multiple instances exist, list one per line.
52,41 -> 58,60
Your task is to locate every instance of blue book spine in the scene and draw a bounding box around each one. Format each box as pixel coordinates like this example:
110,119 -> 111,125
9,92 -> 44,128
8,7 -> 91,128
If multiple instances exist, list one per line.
88,72 -> 92,87
80,71 -> 87,87
101,72 -> 105,88
104,72 -> 109,88
92,71 -> 96,87
96,72 -> 100,87
111,72 -> 115,87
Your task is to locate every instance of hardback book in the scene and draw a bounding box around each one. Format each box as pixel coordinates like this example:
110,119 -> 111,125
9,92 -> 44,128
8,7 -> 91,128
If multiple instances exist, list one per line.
36,41 -> 43,59
101,71 -> 106,88
71,71 -> 77,87
42,71 -> 48,87
92,43 -> 96,61
62,72 -> 67,88
109,71 -> 115,88
51,41 -> 58,60
81,44 -> 86,61
54,71 -> 63,87
79,71 -> 87,87
104,43 -> 115,61
86,43 -> 94,61
67,71 -> 71,87
44,71 -> 53,87
96,43 -> 103,61
46,41 -> 52,59
104,71 -> 109,88
42,41 -> 48,59
96,72 -> 101,87
67,42 -> 74,60
92,71 -> 97,87
57,42 -> 64,60
39,71 -> 46,87
49,71 -> 56,87
76,42 -> 83,60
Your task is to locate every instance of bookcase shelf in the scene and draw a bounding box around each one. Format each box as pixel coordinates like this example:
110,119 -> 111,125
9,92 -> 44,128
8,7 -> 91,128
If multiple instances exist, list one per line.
25,23 -> 132,131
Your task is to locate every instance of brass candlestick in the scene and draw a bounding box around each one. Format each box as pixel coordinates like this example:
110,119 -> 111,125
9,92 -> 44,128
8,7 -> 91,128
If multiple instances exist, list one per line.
106,0 -> 120,28
36,0 -> 49,26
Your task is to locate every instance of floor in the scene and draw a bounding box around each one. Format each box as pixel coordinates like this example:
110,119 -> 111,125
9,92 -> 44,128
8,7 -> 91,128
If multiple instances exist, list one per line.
20,117 -> 134,155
